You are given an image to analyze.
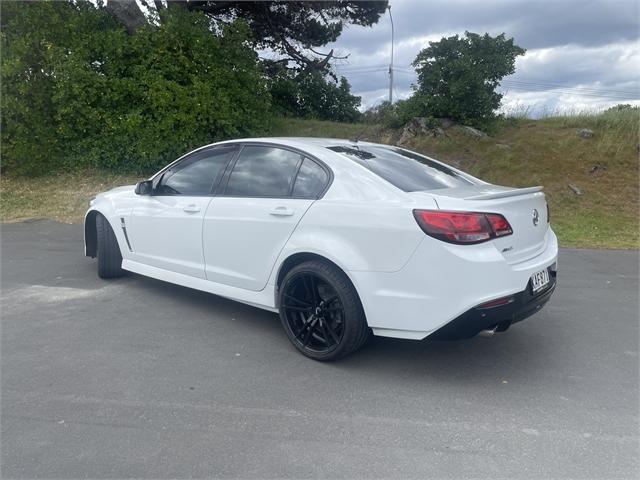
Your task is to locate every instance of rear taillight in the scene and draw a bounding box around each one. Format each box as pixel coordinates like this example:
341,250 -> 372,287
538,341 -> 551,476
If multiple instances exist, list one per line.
413,210 -> 513,245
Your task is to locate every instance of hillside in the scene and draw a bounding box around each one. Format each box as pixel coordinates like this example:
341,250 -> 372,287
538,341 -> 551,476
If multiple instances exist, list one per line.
270,112 -> 639,249
1,111 -> 638,248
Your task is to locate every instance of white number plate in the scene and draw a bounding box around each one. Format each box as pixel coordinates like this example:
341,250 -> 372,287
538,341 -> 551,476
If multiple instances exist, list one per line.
531,268 -> 550,293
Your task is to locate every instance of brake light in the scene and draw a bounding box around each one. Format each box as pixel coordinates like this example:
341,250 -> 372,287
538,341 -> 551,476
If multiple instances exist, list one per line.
413,210 -> 513,245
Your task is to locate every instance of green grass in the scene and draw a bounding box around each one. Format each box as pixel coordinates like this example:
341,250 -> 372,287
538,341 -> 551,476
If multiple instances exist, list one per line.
1,111 -> 638,248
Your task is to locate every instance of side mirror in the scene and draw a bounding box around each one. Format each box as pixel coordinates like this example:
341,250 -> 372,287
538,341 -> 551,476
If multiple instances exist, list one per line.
135,180 -> 153,195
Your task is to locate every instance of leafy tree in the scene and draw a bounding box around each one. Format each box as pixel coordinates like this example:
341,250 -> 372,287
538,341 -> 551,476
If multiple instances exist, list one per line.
107,0 -> 389,74
270,69 -> 361,122
411,32 -> 525,127
1,0 -> 270,175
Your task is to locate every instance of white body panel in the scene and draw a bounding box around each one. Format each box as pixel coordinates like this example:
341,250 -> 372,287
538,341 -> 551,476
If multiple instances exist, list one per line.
203,197 -> 314,290
86,137 -> 558,340
128,195 -> 213,278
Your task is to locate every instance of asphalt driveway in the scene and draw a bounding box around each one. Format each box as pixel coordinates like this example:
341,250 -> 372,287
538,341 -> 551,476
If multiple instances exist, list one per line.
1,220 -> 638,479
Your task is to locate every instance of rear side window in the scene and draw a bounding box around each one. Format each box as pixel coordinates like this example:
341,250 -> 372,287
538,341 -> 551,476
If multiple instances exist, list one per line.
327,146 -> 474,192
292,158 -> 328,198
155,146 -> 235,196
225,146 -> 302,197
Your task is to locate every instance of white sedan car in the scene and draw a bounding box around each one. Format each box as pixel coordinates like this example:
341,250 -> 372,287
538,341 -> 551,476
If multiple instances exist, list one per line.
85,138 -> 558,360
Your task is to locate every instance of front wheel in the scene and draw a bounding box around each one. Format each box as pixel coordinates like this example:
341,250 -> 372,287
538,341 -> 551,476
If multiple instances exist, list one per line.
96,214 -> 124,279
278,260 -> 368,361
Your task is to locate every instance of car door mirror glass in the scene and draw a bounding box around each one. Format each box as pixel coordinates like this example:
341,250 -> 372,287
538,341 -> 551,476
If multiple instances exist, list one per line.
135,180 -> 153,195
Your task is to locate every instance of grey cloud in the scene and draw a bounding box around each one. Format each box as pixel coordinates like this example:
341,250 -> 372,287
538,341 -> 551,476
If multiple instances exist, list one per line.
327,0 -> 639,112
334,0 -> 639,54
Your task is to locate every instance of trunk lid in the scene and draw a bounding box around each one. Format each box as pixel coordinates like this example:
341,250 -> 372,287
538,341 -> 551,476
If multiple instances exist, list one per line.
411,185 -> 550,263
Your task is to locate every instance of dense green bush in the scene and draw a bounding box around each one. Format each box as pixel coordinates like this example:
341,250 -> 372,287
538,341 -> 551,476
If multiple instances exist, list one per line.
361,97 -> 430,129
1,1 -> 270,175
269,69 -> 361,123
411,32 -> 525,129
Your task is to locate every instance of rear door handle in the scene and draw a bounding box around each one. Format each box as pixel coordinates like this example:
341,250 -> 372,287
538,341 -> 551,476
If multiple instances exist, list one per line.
183,204 -> 201,213
269,206 -> 295,217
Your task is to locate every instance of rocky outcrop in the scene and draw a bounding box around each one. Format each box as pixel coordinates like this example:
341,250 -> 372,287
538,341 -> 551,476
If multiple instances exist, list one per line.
459,125 -> 488,137
577,128 -> 594,138
397,118 -> 446,146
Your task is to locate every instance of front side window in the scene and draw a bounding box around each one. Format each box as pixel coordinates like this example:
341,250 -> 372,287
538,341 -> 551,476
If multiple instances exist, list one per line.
225,146 -> 302,197
156,146 -> 236,196
327,145 -> 474,192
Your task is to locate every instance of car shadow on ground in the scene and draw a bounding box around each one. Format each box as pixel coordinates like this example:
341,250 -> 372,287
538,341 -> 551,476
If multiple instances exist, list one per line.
125,271 -> 559,385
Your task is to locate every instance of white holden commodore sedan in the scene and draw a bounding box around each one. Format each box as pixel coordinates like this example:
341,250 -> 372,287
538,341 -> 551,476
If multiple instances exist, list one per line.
85,138 -> 558,360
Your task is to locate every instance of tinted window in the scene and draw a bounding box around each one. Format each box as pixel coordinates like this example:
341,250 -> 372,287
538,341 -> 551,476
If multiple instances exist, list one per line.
225,146 -> 302,197
327,146 -> 474,192
156,147 -> 235,195
292,158 -> 328,198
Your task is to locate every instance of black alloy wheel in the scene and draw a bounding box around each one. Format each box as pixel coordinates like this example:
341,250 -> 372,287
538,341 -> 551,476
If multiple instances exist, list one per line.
278,260 -> 369,361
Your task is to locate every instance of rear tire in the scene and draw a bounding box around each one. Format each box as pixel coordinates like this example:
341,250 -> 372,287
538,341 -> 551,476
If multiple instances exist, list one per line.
278,260 -> 368,361
96,214 -> 124,279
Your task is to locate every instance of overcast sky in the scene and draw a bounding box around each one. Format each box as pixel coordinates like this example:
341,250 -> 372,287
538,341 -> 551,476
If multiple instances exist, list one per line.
326,0 -> 640,115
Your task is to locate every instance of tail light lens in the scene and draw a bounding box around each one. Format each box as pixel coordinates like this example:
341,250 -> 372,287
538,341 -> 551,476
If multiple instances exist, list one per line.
413,210 -> 513,245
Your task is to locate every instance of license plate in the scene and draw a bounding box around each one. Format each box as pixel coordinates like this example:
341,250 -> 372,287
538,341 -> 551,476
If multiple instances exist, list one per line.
531,268 -> 550,293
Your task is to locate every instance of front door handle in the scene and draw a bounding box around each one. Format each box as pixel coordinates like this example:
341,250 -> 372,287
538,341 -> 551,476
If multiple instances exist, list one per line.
269,206 -> 295,217
183,204 -> 201,213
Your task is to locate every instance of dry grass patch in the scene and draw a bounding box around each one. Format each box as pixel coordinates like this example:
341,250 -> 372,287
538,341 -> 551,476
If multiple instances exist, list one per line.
1,172 -> 140,224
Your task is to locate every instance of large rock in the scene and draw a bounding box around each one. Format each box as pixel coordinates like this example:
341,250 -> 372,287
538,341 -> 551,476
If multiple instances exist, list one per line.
437,118 -> 456,129
577,128 -> 594,138
397,117 -> 445,146
460,125 -> 488,137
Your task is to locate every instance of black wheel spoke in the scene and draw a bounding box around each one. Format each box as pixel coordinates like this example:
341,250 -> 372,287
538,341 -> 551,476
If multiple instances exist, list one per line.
282,272 -> 346,354
323,306 -> 343,313
320,321 -> 333,346
281,304 -> 312,312
323,295 -> 339,306
294,317 -> 314,340
302,275 -> 315,303
301,319 -> 318,346
283,293 -> 312,308
323,320 -> 340,343
308,275 -> 318,303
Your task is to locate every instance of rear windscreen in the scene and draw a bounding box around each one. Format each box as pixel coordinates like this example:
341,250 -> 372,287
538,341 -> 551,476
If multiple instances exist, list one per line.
327,145 -> 474,192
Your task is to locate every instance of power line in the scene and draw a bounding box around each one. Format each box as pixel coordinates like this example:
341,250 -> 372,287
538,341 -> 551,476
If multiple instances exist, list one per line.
500,83 -> 636,100
503,80 -> 638,96
334,64 -> 388,71
334,64 -> 638,101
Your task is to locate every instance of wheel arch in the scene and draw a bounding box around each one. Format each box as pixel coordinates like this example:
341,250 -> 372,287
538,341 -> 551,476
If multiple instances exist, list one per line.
85,208 -> 125,258
274,252 -> 364,312
84,210 -> 99,257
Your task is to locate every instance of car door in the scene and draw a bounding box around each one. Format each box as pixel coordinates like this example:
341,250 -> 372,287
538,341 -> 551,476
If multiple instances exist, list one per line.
203,144 -> 330,291
127,145 -> 237,279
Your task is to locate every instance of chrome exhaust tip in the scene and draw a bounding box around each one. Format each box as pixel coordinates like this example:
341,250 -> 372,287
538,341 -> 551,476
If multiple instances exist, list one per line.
478,327 -> 498,338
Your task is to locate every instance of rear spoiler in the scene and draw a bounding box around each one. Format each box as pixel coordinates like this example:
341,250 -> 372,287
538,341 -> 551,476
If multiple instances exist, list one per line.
465,186 -> 544,200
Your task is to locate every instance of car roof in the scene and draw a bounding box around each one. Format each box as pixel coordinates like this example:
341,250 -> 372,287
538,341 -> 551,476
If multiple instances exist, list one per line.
217,137 -> 384,149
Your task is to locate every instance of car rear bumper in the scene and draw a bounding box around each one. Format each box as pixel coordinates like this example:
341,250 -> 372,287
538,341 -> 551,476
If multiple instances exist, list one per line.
430,265 -> 557,339
349,228 -> 559,340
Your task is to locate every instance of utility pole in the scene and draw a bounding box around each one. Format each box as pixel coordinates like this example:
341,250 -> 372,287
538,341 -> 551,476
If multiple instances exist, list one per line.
388,4 -> 394,104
